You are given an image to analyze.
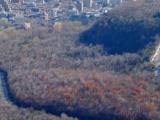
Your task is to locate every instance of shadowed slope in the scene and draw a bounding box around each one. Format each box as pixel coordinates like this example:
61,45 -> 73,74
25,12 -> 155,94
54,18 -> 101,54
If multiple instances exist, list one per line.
80,0 -> 160,54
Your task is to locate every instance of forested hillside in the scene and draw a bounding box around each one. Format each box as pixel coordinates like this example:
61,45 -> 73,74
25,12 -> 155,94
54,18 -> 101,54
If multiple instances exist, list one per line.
0,0 -> 160,120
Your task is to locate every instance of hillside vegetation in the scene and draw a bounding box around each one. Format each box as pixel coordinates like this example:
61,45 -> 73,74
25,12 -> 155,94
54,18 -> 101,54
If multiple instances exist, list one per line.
0,1 -> 160,120
0,21 -> 158,120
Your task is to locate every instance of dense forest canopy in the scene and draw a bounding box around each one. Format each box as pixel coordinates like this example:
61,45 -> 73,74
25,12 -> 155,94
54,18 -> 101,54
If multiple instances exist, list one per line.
0,0 -> 160,120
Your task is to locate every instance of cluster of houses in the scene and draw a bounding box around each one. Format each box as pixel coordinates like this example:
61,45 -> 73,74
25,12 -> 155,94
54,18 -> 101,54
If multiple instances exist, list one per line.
0,0 -> 136,30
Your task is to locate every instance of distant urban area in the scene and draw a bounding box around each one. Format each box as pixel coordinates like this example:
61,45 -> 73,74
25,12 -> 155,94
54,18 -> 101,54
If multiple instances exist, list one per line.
0,0 -> 135,29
